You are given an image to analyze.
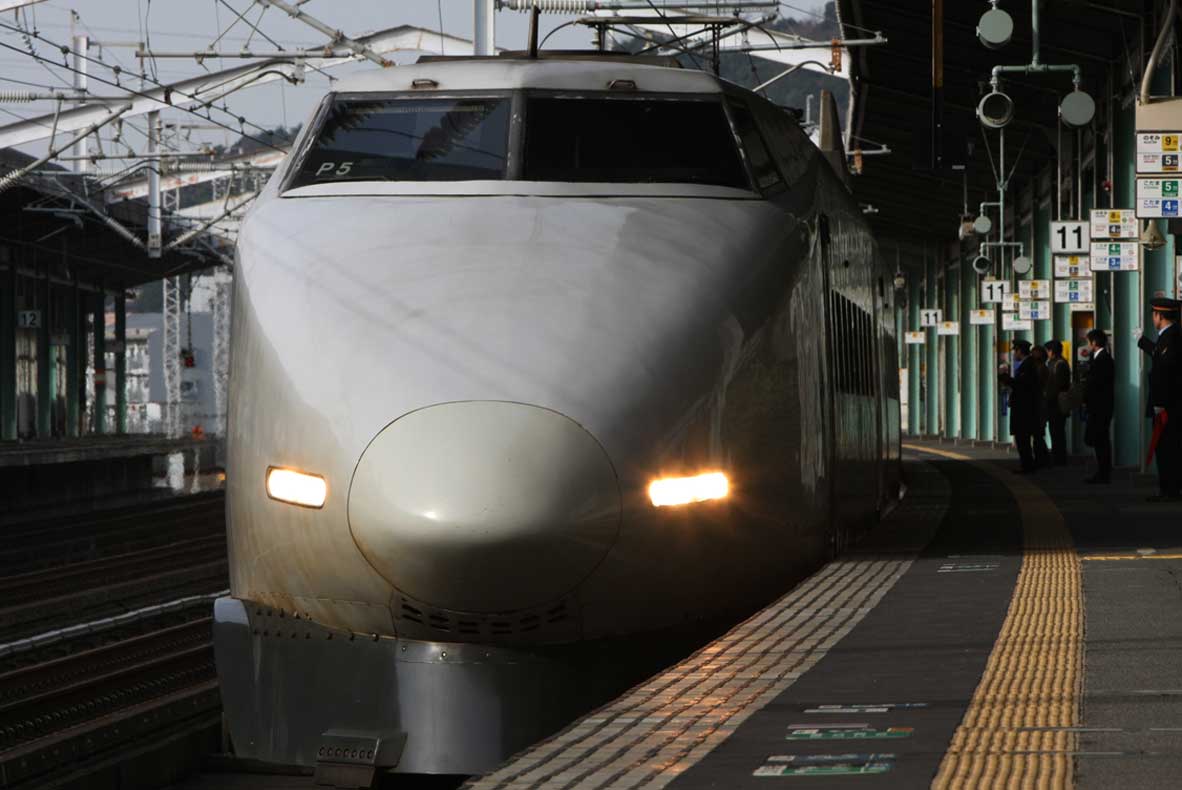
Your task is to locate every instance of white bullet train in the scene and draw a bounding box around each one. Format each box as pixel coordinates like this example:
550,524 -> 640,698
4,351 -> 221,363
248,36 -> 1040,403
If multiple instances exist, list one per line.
214,54 -> 903,781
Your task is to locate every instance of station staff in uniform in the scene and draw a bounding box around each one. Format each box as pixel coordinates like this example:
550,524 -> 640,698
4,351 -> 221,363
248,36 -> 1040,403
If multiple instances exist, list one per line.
1000,339 -> 1040,473
1138,298 -> 1182,501
1083,329 -> 1114,484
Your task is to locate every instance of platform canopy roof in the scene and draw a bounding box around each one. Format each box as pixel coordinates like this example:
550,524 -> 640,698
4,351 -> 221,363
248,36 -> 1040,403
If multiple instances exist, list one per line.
0,149 -> 229,290
837,0 -> 1143,247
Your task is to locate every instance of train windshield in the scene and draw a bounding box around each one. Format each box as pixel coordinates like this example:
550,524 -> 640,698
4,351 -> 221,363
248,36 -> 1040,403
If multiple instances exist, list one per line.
289,97 -> 511,186
522,96 -> 747,187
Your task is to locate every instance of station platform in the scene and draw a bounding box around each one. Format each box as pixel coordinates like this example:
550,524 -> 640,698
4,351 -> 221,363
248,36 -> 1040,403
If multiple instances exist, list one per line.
466,440 -> 1182,789
0,435 -> 217,512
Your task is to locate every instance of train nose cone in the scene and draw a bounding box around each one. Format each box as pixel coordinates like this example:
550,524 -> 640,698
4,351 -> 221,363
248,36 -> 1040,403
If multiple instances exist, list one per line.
348,402 -> 621,613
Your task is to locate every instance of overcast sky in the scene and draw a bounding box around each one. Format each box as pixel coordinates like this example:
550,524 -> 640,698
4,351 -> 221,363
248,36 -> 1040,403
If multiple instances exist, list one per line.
0,1 -> 829,156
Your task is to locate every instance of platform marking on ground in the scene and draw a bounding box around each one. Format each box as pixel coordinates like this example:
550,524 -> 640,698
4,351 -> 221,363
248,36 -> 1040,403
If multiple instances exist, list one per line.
926,451 -> 1083,790
902,443 -> 977,461
465,464 -> 953,790
1080,553 -> 1182,561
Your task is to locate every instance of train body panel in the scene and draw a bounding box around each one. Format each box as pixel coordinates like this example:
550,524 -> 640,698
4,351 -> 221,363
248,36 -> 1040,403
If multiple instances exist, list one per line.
216,57 -> 902,774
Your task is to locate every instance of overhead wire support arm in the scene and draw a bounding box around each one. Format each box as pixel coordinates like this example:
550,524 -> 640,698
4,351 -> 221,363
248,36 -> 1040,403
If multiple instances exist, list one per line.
0,102 -> 131,194
253,0 -> 393,67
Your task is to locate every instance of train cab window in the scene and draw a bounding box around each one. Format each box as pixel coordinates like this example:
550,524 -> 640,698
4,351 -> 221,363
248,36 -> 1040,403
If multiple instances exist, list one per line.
289,97 -> 511,186
726,99 -> 784,194
521,96 -> 748,188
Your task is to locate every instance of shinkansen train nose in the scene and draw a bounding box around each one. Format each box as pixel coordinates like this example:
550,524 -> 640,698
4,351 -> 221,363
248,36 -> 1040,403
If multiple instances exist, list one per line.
348,401 -> 621,613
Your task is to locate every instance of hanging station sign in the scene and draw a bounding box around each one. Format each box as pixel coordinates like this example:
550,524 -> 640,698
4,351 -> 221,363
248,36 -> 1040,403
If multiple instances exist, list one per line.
1002,313 -> 1033,331
16,310 -> 40,329
1054,255 -> 1088,277
1090,241 -> 1140,271
1019,301 -> 1051,321
1049,220 -> 1090,253
1137,132 -> 1182,174
905,331 -> 926,344
938,321 -> 960,336
1070,302 -> 1095,313
919,308 -> 943,327
970,308 -> 994,325
980,279 -> 1012,303
1136,177 -> 1182,217
1018,279 -> 1051,300
1054,279 -> 1094,303
1090,208 -> 1139,240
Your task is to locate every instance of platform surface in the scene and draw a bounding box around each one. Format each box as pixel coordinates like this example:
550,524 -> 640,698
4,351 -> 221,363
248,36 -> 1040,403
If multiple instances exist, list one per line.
0,435 -> 208,468
466,440 -> 1182,789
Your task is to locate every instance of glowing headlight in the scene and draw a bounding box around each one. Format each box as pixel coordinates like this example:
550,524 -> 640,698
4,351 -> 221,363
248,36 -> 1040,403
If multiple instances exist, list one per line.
266,467 -> 327,508
648,472 -> 729,507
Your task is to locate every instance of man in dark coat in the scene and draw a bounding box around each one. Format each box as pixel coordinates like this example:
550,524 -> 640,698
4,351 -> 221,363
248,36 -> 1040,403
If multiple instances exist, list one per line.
1138,298 -> 1182,500
1083,329 -> 1114,484
1000,339 -> 1040,473
1044,339 -> 1072,466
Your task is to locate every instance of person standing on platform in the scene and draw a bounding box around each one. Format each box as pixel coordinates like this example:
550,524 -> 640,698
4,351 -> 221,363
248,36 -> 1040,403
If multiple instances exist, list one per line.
1083,329 -> 1114,484
1000,339 -> 1040,473
1044,340 -> 1072,466
1138,298 -> 1182,501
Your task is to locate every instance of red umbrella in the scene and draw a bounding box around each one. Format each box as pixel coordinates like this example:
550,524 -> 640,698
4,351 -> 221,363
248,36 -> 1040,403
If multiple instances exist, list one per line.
1148,410 -> 1169,465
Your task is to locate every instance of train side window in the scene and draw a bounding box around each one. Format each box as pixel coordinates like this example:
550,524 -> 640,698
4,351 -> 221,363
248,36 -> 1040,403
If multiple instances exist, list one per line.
726,99 -> 785,195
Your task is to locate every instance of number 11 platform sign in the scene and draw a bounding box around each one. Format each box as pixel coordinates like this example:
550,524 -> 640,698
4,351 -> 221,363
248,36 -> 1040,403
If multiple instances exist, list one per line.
1050,221 -> 1090,254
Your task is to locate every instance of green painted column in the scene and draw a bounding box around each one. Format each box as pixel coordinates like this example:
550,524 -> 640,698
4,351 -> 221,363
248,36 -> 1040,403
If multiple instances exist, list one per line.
93,291 -> 106,434
926,252 -> 939,436
908,273 -> 922,435
1,260 -> 15,440
981,313 -> 996,442
961,250 -> 978,440
1112,95 -> 1141,468
66,277 -> 79,437
944,257 -> 960,439
115,292 -> 127,434
36,262 -> 51,438
1034,196 -> 1053,347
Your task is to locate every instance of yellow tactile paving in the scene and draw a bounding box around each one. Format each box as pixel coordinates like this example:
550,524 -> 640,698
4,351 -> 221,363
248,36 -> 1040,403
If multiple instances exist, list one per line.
906,445 -> 1084,790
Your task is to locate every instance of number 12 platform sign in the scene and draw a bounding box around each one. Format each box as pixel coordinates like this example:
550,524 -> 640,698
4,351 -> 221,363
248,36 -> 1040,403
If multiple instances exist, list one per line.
1050,221 -> 1090,254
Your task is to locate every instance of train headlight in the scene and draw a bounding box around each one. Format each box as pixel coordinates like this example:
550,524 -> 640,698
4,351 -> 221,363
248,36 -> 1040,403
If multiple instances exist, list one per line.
648,472 -> 729,507
266,467 -> 328,508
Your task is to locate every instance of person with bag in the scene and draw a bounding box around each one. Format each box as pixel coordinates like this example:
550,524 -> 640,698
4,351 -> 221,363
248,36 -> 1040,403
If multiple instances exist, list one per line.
999,339 -> 1041,473
1082,329 -> 1113,484
1138,298 -> 1182,501
1044,339 -> 1072,466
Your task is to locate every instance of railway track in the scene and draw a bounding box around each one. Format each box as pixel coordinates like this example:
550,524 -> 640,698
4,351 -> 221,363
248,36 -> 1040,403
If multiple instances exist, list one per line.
0,495 -> 228,789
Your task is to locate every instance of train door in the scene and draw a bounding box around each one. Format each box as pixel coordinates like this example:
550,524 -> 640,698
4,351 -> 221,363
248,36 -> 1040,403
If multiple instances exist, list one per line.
817,214 -> 845,557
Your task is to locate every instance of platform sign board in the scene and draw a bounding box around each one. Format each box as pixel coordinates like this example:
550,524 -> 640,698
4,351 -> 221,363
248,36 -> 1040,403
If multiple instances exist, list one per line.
970,308 -> 994,325
1018,279 -> 1050,300
937,321 -> 959,336
919,308 -> 942,327
16,310 -> 40,329
754,754 -> 895,777
1050,221 -> 1090,253
1054,279 -> 1093,303
1090,241 -> 1140,271
1137,132 -> 1182,173
786,725 -> 913,741
1019,300 -> 1051,321
980,279 -> 1012,303
1003,313 -> 1033,331
1070,302 -> 1095,313
1054,255 -> 1088,277
1090,209 -> 1139,240
1137,177 -> 1182,217
904,331 -> 925,345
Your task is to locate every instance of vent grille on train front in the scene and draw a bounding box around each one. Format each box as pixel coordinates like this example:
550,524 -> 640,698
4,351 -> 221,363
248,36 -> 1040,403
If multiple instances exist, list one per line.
394,596 -> 574,642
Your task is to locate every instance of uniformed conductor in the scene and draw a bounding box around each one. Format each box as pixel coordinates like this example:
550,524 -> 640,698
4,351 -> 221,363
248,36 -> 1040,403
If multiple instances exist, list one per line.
1138,297 -> 1182,501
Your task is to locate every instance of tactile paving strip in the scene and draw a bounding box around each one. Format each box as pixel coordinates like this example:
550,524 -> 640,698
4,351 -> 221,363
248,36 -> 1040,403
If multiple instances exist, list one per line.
467,465 -> 951,790
931,458 -> 1083,790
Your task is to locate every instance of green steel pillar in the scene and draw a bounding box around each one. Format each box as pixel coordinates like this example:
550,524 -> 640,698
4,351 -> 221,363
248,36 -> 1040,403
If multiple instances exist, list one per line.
1112,94 -> 1140,468
908,273 -> 922,435
1,260 -> 14,440
115,292 -> 127,434
36,260 -> 50,438
1034,195 -> 1053,347
93,291 -> 106,434
961,250 -> 979,440
981,310 -> 997,442
944,256 -> 960,439
925,251 -> 939,436
65,281 -> 79,437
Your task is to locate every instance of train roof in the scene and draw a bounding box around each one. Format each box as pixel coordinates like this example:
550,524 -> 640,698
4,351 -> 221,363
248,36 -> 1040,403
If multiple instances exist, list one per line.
333,57 -> 726,96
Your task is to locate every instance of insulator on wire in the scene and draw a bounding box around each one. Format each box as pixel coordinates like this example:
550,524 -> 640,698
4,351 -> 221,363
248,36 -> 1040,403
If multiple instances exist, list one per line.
0,91 -> 42,103
501,0 -> 591,11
